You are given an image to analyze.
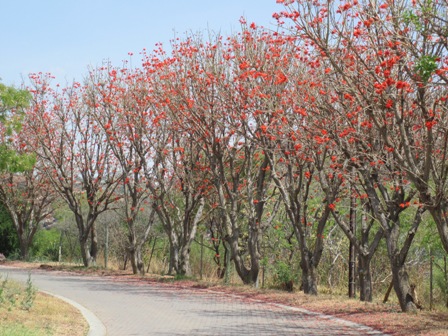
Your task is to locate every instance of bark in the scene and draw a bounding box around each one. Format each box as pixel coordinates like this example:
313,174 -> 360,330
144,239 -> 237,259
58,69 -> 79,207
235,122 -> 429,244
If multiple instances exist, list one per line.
126,208 -> 156,275
129,247 -> 145,275
426,205 -> 448,255
300,251 -> 318,295
358,253 -> 373,302
76,215 -> 96,267
383,281 -> 394,304
89,225 -> 98,266
358,208 -> 383,302
18,237 -> 30,261
228,231 -> 260,285
16,220 -> 38,261
79,238 -> 97,267
219,150 -> 270,285
386,210 -> 423,312
163,198 -> 204,277
390,260 -> 417,312
79,237 -> 93,267
179,246 -> 192,276
168,241 -> 178,276
167,237 -> 191,276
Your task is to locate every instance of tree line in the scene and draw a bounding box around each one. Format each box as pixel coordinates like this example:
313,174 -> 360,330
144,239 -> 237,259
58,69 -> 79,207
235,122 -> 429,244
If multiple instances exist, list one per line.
0,0 -> 447,312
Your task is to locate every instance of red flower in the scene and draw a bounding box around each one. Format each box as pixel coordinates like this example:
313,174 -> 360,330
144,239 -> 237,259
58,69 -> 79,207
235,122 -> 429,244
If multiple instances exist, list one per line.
274,71 -> 288,84
239,61 -> 250,70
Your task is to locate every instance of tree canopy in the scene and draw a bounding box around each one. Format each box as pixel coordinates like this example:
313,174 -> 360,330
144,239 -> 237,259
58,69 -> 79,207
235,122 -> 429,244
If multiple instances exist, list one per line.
0,82 -> 34,172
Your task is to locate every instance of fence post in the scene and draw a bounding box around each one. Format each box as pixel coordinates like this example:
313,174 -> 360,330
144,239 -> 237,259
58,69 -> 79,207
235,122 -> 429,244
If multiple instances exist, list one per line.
104,222 -> 109,269
200,234 -> 204,280
348,186 -> 356,298
430,248 -> 433,311
224,242 -> 231,285
445,255 -> 447,308
58,230 -> 63,263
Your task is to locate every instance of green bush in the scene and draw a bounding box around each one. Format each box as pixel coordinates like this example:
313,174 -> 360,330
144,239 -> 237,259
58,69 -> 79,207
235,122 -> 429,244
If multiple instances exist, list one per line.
30,229 -> 60,262
0,204 -> 18,257
274,261 -> 295,291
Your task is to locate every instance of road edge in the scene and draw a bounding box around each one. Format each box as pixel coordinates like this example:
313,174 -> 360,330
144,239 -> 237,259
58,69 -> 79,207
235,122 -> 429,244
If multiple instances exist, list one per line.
41,290 -> 107,336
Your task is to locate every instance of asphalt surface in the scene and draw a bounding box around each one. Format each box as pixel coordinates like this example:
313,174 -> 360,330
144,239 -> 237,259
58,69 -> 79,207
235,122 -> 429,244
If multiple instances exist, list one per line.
0,266 -> 386,336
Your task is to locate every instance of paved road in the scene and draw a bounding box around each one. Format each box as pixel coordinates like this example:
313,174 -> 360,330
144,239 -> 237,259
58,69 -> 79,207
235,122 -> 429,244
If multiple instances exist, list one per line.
0,266 -> 385,336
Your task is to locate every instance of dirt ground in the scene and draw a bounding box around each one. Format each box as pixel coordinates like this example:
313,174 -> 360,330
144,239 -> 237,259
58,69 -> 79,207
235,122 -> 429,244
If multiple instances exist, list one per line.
4,261 -> 448,336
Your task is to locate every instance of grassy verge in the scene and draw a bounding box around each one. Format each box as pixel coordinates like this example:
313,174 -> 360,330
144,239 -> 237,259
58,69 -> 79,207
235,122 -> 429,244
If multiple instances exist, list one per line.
0,274 -> 88,336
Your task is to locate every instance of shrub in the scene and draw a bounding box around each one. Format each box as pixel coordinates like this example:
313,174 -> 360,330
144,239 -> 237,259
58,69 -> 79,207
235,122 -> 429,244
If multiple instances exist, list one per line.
274,261 -> 295,292
30,229 -> 60,262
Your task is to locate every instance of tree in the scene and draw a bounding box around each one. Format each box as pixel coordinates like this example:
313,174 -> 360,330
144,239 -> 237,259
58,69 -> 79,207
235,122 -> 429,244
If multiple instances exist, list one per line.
85,64 -> 157,274
138,47 -> 208,276
27,74 -> 123,267
275,0 -> 438,310
0,82 -> 52,260
0,167 -> 55,260
158,28 -> 287,284
0,82 -> 34,172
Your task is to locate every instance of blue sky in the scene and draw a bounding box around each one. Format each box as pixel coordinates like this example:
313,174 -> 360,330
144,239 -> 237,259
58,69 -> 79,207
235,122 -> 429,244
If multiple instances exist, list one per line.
1,1 -> 282,86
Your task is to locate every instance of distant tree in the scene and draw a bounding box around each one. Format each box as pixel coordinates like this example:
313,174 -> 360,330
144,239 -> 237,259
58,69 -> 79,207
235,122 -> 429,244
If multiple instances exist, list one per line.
0,82 -> 52,260
0,167 -> 55,260
0,82 -> 34,172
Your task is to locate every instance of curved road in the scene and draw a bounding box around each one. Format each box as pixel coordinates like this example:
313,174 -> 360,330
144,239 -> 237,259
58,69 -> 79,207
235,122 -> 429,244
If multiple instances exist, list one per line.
0,266 -> 385,336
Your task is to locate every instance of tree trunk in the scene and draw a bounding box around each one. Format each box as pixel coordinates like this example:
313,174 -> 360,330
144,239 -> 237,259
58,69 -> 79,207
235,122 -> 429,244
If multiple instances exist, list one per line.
126,224 -> 141,275
217,244 -> 228,279
348,190 -> 357,298
18,237 -> 30,261
89,225 -> 98,266
358,253 -> 373,302
80,237 -> 93,267
167,235 -> 194,277
177,199 -> 204,277
168,239 -> 179,276
228,232 -> 259,285
129,249 -> 138,274
136,248 -> 144,275
178,246 -> 192,277
129,247 -> 145,275
75,215 -> 94,267
383,281 -> 393,304
427,206 -> 448,255
301,252 -> 318,295
146,237 -> 157,273
391,261 -> 417,312
233,256 -> 259,284
301,266 -> 318,295
14,218 -> 38,261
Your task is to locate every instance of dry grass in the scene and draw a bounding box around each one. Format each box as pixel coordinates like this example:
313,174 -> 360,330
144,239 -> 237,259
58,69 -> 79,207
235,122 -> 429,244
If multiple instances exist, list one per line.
0,272 -> 88,336
5,260 -> 448,336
